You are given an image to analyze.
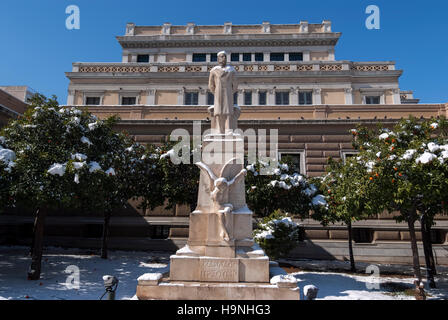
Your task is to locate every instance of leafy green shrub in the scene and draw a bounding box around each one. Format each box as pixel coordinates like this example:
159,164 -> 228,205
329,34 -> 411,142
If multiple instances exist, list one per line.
253,210 -> 302,260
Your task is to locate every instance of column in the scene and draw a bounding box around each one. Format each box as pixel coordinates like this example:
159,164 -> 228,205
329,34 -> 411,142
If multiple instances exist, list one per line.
313,88 -> 322,105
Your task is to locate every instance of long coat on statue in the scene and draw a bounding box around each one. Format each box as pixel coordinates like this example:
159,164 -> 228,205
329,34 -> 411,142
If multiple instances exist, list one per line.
208,65 -> 238,115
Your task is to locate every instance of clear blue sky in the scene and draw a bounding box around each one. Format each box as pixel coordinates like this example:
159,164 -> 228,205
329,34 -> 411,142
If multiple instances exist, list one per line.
1,0 -> 447,104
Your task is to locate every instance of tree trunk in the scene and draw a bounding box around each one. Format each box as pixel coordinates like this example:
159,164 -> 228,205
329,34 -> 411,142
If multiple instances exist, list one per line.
101,210 -> 111,259
29,209 -> 39,257
347,221 -> 356,272
420,213 -> 437,288
407,215 -> 422,283
28,208 -> 46,280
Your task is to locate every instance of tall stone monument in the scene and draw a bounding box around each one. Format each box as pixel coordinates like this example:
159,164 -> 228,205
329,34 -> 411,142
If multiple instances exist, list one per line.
136,52 -> 300,300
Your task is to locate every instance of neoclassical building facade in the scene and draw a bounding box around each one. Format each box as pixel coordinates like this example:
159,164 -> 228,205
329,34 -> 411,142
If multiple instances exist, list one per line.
60,21 -> 448,263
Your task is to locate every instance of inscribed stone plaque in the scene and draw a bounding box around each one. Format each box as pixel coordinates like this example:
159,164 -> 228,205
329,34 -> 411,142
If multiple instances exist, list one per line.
199,257 -> 239,282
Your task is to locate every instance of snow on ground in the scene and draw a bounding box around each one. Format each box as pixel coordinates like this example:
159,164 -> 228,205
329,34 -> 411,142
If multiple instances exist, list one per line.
0,246 -> 169,300
292,271 -> 414,300
0,246 -> 447,300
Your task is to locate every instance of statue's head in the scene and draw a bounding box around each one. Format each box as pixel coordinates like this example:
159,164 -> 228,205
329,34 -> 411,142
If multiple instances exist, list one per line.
217,51 -> 227,67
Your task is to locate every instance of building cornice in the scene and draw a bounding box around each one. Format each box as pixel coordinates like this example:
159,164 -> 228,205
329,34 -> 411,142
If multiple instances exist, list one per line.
116,33 -> 341,49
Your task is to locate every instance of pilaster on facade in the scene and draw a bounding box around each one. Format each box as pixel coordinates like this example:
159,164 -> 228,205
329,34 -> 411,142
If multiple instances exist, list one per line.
303,51 -> 311,62
147,89 -> 156,105
263,52 -> 270,62
267,89 -> 275,105
313,88 -> 322,105
328,49 -> 335,61
198,89 -> 207,105
344,88 -> 354,105
177,89 -> 185,105
237,90 -> 244,106
67,89 -> 75,105
251,90 -> 257,105
290,88 -> 299,105
392,89 -> 401,104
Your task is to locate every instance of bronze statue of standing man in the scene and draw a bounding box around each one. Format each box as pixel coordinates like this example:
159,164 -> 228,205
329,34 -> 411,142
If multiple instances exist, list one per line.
208,51 -> 238,135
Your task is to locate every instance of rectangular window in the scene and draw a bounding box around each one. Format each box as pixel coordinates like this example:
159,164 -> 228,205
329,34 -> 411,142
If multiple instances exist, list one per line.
366,96 -> 380,104
244,92 -> 252,105
207,92 -> 214,105
184,92 -> 199,105
289,52 -> 303,61
342,151 -> 359,163
122,97 -> 137,105
210,53 -> 217,62
151,225 -> 170,239
275,92 -> 289,105
137,54 -> 150,63
258,91 -> 267,105
353,228 -> 374,244
192,53 -> 206,62
85,97 -> 100,105
255,53 -> 264,62
299,92 -> 313,105
231,53 -> 240,62
233,92 -> 238,105
278,153 -> 303,174
243,53 -> 252,62
270,52 -> 285,62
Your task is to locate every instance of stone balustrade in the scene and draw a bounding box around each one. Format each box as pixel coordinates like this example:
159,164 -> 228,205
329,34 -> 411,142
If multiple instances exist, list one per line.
72,61 -> 396,73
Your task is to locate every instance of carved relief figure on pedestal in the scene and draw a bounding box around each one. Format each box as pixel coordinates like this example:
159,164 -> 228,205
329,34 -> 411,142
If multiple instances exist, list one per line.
196,158 -> 247,242
208,51 -> 238,135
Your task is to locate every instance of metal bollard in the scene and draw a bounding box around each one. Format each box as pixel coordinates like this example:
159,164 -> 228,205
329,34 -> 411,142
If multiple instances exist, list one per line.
303,285 -> 319,300
101,275 -> 119,300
